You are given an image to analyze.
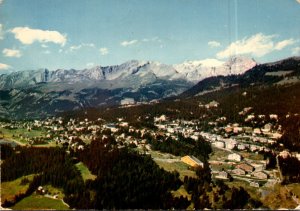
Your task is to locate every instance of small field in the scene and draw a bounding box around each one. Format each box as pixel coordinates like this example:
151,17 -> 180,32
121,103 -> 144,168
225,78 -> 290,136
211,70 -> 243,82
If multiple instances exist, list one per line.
76,162 -> 97,181
262,184 -> 297,209
225,180 -> 262,202
0,127 -> 55,147
209,146 -> 231,161
1,174 -> 36,203
287,183 -> 300,198
149,150 -> 196,180
11,194 -> 69,210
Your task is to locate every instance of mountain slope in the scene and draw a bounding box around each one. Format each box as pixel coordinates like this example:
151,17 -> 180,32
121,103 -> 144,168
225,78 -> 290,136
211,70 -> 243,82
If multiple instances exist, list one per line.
180,56 -> 300,98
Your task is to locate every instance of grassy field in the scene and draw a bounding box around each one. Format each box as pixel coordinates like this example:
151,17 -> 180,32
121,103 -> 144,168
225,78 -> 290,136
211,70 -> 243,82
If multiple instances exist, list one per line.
239,151 -> 264,161
76,162 -> 97,181
1,174 -> 36,203
11,194 -> 69,210
209,146 -> 231,161
0,127 -> 56,147
262,184 -> 297,209
154,160 -> 196,180
287,183 -> 300,198
225,180 -> 262,201
148,150 -> 196,180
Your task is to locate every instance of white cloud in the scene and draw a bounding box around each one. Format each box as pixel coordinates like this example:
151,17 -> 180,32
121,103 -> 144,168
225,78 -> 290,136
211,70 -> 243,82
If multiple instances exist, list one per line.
142,37 -> 162,43
0,0 -> 3,5
217,33 -> 274,58
99,47 -> 109,55
3,48 -> 22,58
217,33 -> 296,59
41,44 -> 48,48
120,39 -> 138,47
274,39 -> 296,50
208,41 -> 221,48
292,47 -> 300,55
0,63 -> 11,70
297,0 -> 300,3
10,27 -> 67,46
69,43 -> 95,52
0,24 -> 4,40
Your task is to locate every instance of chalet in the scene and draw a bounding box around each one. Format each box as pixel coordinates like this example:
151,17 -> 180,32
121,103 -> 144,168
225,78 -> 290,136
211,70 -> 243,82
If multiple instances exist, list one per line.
250,181 -> 260,188
252,163 -> 266,171
205,101 -> 219,109
216,171 -> 230,179
154,115 -> 167,122
279,150 -> 291,159
250,145 -> 259,152
245,114 -> 255,122
228,153 -> 242,162
236,163 -> 254,173
225,141 -> 236,150
104,123 -> 118,133
181,155 -> 204,168
237,144 -> 246,150
233,127 -> 243,134
253,128 -> 261,134
271,132 -> 282,139
269,114 -> 278,121
224,127 -> 233,133
214,141 -> 225,148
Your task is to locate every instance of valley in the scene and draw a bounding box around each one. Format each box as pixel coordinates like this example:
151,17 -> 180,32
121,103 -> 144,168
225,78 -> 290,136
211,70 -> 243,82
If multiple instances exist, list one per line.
1,56 -> 300,210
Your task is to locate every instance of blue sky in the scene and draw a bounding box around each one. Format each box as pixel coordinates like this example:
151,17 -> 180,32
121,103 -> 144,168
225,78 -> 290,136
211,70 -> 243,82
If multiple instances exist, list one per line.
0,0 -> 300,72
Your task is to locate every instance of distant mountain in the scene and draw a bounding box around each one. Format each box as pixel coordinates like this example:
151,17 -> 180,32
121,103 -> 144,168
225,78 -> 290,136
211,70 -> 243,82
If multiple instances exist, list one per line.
174,56 -> 256,82
180,56 -> 300,98
0,56 -> 256,119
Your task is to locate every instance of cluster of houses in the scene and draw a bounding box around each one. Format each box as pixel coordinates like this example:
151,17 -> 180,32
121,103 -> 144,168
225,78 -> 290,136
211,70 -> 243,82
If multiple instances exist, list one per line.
1,108 -> 298,191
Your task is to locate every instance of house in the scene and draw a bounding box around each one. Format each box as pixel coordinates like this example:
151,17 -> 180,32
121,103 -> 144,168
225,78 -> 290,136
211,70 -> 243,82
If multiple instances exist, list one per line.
181,155 -> 204,168
120,98 -> 135,105
269,114 -> 278,121
250,181 -> 260,188
224,127 -> 233,133
228,153 -> 242,162
154,115 -> 167,122
279,150 -> 291,159
252,163 -> 266,171
205,101 -> 219,109
252,171 -> 268,180
237,144 -> 246,150
233,127 -> 243,134
225,140 -> 237,150
216,171 -> 230,179
231,168 -> 246,175
236,163 -> 254,173
253,128 -> 261,134
214,141 -> 225,148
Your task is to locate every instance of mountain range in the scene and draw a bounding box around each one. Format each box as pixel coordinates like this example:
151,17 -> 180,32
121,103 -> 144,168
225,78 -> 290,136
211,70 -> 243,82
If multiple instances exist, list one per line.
3,55 -> 298,120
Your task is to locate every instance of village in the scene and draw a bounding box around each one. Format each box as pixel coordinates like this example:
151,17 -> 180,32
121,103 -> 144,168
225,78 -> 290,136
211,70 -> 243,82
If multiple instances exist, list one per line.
1,100 -> 299,194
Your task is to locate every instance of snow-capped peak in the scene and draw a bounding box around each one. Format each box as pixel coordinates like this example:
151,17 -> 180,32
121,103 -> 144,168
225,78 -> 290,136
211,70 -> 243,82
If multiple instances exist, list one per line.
173,56 -> 256,82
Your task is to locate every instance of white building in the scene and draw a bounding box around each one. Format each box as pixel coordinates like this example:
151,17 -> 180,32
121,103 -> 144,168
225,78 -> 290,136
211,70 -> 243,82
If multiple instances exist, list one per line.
228,153 -> 242,162
120,98 -> 135,105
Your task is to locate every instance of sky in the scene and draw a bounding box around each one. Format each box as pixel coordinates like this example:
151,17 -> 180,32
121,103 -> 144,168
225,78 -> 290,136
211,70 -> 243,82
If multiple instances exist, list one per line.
0,0 -> 300,72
